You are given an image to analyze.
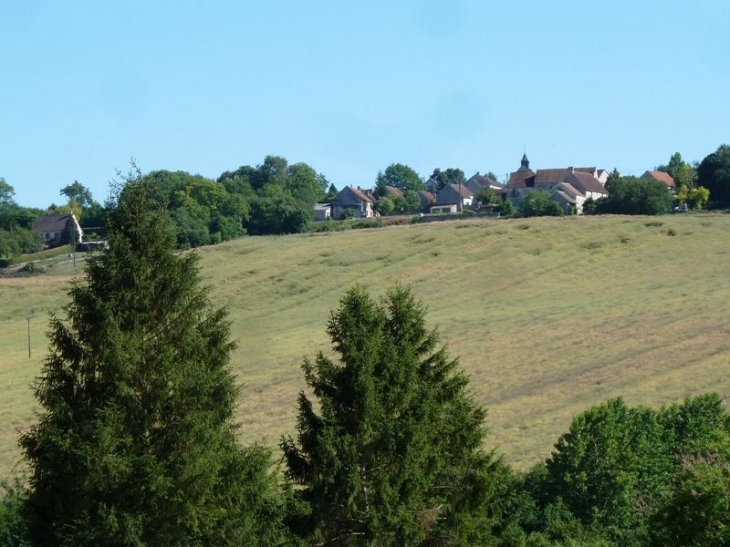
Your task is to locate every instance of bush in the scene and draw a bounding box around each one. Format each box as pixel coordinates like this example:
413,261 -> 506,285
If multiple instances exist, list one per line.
520,191 -> 564,217
594,177 -> 673,215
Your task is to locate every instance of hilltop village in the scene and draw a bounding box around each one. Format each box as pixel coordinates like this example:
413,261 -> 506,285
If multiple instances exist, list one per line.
318,154 -> 680,221
1,146 -> 725,261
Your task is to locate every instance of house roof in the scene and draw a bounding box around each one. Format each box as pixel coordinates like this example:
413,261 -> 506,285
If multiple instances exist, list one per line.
384,185 -> 405,198
507,169 -> 535,188
551,190 -> 577,205
418,190 -> 436,204
554,182 -> 583,198
348,186 -> 374,202
565,170 -> 608,195
642,170 -> 675,187
534,169 -> 571,186
453,183 -> 473,198
33,214 -> 75,233
465,173 -> 500,188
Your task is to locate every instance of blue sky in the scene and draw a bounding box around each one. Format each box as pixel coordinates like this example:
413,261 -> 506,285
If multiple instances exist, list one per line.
2,0 -> 728,208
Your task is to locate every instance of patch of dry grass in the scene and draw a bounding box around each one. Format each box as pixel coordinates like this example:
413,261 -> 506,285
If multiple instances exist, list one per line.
1,214 -> 729,475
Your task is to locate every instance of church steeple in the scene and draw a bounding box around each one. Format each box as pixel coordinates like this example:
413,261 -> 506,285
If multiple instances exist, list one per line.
521,153 -> 530,170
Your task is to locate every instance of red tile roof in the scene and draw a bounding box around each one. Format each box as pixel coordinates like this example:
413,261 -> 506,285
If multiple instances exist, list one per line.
642,170 -> 675,187
384,185 -> 405,198
535,169 -> 570,186
507,169 -> 535,188
350,186 -> 374,202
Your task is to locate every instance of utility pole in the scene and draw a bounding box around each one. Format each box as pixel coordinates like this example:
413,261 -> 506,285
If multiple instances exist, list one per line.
72,217 -> 76,269
27,316 -> 31,359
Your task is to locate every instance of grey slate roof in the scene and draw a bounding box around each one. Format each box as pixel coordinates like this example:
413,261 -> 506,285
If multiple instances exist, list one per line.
33,214 -> 73,234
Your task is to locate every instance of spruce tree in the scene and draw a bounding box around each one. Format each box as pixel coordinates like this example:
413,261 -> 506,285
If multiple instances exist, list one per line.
282,285 -> 508,546
19,170 -> 284,546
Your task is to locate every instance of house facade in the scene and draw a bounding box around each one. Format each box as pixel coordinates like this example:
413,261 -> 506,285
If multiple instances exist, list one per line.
434,183 -> 473,211
330,186 -> 375,219
313,203 -> 332,221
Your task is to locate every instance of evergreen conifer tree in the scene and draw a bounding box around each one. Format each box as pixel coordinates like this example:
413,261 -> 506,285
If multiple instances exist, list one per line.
281,285 -> 508,546
20,170 -> 285,546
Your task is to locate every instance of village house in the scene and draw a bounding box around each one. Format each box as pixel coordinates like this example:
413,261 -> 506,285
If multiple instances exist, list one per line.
33,213 -> 83,245
432,183 -> 473,213
641,170 -> 676,189
463,172 -> 503,197
313,203 -> 332,221
329,186 -> 375,219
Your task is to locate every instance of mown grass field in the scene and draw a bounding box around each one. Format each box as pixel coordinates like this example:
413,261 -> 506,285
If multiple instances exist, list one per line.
1,214 -> 729,477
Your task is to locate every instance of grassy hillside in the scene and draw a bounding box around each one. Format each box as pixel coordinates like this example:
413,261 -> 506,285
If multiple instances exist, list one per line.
1,214 -> 729,476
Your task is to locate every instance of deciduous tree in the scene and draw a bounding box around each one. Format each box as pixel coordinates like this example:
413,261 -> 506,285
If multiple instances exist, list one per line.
697,144 -> 730,205
430,168 -> 466,191
0,179 -> 15,206
379,163 -> 424,194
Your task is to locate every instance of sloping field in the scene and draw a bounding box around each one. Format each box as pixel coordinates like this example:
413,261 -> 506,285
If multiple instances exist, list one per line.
1,214 -> 729,475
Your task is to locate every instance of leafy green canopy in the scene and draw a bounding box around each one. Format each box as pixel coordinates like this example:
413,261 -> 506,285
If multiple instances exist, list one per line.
519,191 -> 564,217
19,170 -> 284,546
697,144 -> 730,205
282,285 -> 509,546
592,176 -> 673,215
524,394 -> 730,547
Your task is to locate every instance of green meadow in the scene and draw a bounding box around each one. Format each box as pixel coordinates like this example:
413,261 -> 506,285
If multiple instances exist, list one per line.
2,214 -> 729,476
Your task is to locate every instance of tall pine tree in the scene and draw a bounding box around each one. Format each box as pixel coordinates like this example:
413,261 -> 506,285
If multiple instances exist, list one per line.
20,170 -> 285,546
282,285 -> 509,546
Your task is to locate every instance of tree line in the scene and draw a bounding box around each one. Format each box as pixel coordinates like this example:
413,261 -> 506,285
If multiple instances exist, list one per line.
3,145 -> 730,263
1,170 -> 729,546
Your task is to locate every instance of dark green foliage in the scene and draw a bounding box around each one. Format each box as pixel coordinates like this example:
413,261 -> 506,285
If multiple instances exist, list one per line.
0,180 -> 43,258
144,170 -> 248,247
495,196 -> 515,217
478,186 -> 497,205
19,169 -> 285,546
430,168 -> 466,191
218,155 -> 328,236
248,192 -> 310,235
325,183 -> 339,200
282,285 -> 508,546
528,394 -> 730,546
0,227 -> 43,258
696,144 -> 730,205
519,191 -> 564,217
541,399 -> 666,545
375,195 -> 395,215
0,178 -> 15,206
592,176 -> 673,215
60,181 -> 95,211
651,432 -> 730,547
0,476 -> 29,546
